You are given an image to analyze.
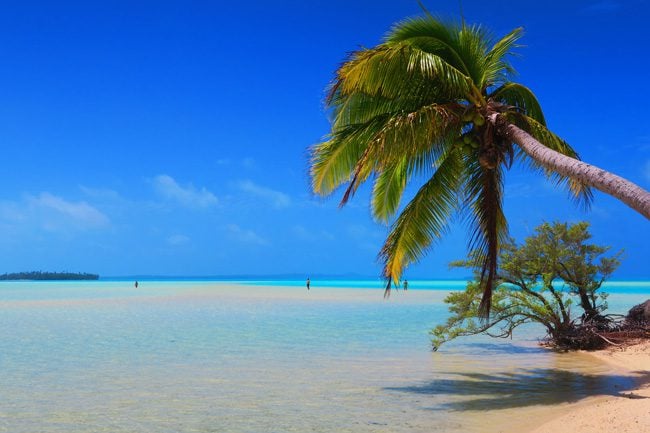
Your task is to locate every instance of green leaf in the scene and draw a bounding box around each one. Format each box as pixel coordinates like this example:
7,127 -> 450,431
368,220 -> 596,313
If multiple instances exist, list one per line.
380,147 -> 463,286
491,83 -> 545,125
505,112 -> 593,207
371,157 -> 408,223
483,27 -> 523,86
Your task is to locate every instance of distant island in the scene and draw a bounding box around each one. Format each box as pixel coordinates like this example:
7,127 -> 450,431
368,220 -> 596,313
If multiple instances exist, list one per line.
0,271 -> 99,281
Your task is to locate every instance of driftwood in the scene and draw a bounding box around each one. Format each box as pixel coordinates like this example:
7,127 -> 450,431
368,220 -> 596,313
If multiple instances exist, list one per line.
626,299 -> 650,325
543,312 -> 650,351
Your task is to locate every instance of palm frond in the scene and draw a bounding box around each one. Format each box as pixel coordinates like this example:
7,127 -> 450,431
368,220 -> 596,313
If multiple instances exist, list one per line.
330,90 -> 432,131
338,102 -> 461,205
370,103 -> 460,168
386,17 -> 521,92
380,147 -> 464,293
311,14 -> 603,316
457,24 -> 492,87
483,27 -> 523,86
386,16 -> 471,76
311,116 -> 388,196
504,112 -> 593,206
491,83 -> 545,125
463,159 -> 508,317
314,98 -> 462,210
371,156 -> 408,223
504,112 -> 569,154
369,118 -> 458,221
334,43 -> 471,102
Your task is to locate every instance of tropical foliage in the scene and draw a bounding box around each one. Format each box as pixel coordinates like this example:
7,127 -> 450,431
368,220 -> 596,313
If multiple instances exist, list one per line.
310,13 -> 648,315
430,221 -> 622,350
0,271 -> 99,280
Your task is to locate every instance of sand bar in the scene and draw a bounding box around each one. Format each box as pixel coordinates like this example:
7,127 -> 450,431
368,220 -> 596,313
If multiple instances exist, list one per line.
532,341 -> 650,433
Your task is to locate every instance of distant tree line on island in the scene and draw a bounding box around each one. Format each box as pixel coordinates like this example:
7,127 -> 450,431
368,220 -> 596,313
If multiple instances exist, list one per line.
0,271 -> 99,281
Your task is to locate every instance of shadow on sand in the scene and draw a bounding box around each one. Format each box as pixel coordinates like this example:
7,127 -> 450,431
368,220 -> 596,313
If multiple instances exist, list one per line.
386,368 -> 649,411
454,342 -> 548,355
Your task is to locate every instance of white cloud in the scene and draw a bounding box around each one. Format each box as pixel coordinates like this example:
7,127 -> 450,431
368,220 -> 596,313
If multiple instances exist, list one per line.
292,225 -> 334,242
242,157 -> 256,169
0,201 -> 25,222
226,224 -> 269,246
215,157 -> 255,168
0,192 -> 110,236
346,224 -> 383,239
152,175 -> 218,208
28,192 -> 110,228
167,234 -> 190,246
79,185 -> 123,201
238,180 -> 290,209
344,224 -> 385,252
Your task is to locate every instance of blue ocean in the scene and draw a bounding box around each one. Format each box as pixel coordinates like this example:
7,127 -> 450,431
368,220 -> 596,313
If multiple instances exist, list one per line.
0,280 -> 647,432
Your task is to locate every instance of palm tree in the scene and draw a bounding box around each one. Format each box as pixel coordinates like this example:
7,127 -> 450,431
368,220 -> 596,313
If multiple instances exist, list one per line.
309,15 -> 650,315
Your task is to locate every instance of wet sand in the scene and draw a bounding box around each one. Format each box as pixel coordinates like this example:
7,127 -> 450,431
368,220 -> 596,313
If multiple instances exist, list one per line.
532,341 -> 650,433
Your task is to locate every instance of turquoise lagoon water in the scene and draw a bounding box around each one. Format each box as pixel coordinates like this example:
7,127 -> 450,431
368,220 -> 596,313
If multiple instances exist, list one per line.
0,280 -> 648,432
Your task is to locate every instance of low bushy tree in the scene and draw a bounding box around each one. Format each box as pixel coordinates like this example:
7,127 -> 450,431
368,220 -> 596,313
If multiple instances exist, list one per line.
431,221 -> 622,350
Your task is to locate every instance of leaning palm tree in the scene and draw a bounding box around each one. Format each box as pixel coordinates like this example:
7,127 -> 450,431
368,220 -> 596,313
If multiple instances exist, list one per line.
310,15 -> 650,315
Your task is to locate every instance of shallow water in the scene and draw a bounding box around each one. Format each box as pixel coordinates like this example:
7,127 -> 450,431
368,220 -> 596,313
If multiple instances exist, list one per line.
0,281 -> 647,432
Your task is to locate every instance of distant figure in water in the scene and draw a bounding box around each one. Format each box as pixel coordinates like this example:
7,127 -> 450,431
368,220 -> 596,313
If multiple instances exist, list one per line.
403,280 -> 408,290
135,281 -> 139,288
306,278 -> 310,290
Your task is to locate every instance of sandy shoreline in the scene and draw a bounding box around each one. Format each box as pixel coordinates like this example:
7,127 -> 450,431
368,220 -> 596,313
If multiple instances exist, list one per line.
531,341 -> 650,433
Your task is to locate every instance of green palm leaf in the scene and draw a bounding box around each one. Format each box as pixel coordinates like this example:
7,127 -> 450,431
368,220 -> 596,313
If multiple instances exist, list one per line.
309,13 -> 640,316
492,83 -> 546,124
371,157 -> 408,223
335,43 -> 471,101
310,117 -> 388,195
380,147 -> 464,291
505,112 -> 593,205
332,103 -> 462,206
463,160 -> 508,316
482,27 -> 523,86
386,16 -> 471,76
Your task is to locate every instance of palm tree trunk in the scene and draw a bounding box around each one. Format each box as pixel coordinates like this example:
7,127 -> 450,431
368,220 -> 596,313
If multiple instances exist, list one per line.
495,116 -> 650,219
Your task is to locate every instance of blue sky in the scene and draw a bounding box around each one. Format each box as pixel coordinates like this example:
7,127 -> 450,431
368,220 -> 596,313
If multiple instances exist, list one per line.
0,0 -> 648,279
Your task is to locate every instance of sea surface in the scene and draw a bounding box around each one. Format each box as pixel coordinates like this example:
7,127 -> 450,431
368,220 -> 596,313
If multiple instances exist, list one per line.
0,280 -> 648,432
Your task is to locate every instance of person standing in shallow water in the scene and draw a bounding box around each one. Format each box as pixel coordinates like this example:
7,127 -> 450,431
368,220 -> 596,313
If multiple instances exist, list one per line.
403,280 -> 408,290
135,281 -> 139,288
306,278 -> 310,290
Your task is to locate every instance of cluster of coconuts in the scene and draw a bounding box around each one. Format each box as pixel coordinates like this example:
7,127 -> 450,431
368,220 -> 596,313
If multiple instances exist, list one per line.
454,109 -> 485,154
454,107 -> 499,170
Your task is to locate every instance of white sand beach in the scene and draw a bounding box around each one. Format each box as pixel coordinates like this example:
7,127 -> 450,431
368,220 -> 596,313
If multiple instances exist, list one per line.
532,341 -> 650,433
